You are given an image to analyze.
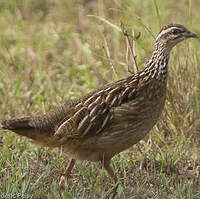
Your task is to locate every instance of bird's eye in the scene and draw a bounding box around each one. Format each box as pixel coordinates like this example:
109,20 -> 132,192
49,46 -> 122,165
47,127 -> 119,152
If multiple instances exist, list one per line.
172,29 -> 181,34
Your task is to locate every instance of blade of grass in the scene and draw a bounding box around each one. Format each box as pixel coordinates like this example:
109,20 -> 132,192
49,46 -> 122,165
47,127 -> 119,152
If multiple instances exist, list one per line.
88,15 -> 121,32
153,0 -> 162,29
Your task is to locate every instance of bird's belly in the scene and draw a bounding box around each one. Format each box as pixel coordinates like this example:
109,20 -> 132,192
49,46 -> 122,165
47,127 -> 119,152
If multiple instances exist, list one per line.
91,95 -> 166,155
61,93 -> 166,162
62,140 -> 102,162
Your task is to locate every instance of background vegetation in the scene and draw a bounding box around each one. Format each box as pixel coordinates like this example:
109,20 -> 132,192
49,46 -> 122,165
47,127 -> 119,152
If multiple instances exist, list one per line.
0,0 -> 199,198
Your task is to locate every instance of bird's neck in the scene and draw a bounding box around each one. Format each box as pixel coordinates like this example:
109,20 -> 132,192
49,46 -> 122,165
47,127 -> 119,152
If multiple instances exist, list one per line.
144,44 -> 171,82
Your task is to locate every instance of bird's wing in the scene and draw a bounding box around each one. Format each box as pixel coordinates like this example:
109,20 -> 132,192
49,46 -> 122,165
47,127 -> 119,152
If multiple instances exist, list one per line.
54,79 -> 139,141
54,92 -> 112,140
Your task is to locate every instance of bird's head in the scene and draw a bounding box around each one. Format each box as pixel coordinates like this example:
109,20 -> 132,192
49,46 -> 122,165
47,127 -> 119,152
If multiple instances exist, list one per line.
155,24 -> 198,50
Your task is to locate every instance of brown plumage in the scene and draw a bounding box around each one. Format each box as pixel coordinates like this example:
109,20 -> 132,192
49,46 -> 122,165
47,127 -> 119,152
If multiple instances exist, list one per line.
1,24 -> 198,186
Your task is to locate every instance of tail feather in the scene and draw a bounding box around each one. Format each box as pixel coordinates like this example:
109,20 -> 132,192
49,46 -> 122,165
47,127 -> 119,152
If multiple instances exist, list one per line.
1,102 -> 77,147
2,117 -> 33,130
1,117 -> 58,147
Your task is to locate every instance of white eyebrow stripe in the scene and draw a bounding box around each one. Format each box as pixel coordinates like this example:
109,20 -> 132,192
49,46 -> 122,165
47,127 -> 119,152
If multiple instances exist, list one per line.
156,27 -> 182,41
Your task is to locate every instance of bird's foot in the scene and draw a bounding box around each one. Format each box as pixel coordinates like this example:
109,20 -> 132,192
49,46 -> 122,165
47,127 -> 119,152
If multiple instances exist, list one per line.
106,182 -> 120,199
59,175 -> 68,189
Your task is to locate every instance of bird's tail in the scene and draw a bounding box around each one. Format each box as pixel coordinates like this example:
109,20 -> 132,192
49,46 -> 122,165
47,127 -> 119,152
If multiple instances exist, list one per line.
2,117 -> 33,131
1,116 -> 59,147
1,103 -> 76,147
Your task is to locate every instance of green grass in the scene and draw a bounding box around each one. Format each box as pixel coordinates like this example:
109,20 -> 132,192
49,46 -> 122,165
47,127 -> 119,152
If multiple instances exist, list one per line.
0,0 -> 200,198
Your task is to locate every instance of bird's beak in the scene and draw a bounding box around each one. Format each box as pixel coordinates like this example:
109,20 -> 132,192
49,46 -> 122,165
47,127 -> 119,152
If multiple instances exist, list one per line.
188,31 -> 199,38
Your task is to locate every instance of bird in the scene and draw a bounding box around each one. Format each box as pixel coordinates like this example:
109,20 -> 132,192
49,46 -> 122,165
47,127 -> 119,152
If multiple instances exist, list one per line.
1,24 -> 198,187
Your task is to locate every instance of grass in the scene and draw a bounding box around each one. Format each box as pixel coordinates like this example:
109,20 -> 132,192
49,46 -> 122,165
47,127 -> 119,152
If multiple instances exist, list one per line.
0,0 -> 200,198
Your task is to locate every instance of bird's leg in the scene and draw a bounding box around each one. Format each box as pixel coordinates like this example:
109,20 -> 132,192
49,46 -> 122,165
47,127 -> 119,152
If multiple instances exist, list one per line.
102,159 -> 118,183
102,159 -> 119,199
59,158 -> 76,188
